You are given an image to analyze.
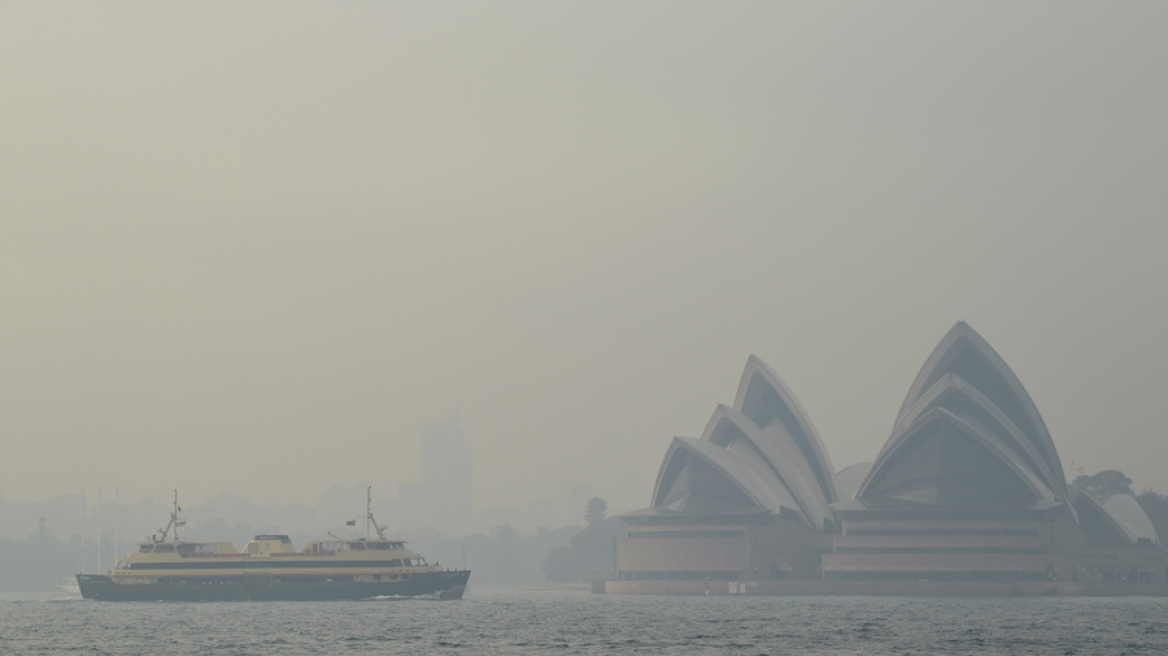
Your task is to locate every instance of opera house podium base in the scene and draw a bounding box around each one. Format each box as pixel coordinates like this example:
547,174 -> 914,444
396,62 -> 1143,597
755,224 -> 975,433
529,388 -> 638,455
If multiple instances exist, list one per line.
602,579 -> 1168,597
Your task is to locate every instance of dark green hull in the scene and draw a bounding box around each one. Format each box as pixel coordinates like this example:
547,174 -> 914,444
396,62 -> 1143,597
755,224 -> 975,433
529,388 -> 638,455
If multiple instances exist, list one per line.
76,570 -> 469,601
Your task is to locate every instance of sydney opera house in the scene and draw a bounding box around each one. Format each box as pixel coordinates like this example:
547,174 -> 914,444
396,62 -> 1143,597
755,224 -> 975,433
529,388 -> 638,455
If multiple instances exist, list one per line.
608,322 -> 1165,596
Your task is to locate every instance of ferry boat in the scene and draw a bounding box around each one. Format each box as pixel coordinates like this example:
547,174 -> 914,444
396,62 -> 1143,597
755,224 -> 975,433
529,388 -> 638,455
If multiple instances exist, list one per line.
76,490 -> 470,601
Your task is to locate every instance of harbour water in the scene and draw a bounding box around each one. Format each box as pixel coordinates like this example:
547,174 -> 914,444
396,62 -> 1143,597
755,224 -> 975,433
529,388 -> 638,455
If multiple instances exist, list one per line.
2,588 -> 1167,654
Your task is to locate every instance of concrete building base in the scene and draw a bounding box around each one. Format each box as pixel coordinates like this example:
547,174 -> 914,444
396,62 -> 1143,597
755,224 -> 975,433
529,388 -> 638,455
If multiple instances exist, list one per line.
602,579 -> 1168,597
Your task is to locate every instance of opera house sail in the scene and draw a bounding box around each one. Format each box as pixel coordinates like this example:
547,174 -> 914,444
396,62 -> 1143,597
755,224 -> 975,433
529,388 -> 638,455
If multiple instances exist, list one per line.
609,322 -> 1166,596
616,357 -> 838,586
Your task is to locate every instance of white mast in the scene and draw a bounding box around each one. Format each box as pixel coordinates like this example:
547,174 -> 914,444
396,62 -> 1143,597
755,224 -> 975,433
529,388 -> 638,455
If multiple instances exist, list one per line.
365,486 -> 388,541
155,490 -> 183,543
173,490 -> 180,542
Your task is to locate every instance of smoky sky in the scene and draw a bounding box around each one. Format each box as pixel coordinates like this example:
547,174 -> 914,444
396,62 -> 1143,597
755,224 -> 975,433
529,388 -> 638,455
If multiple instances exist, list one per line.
2,2 -> 1166,511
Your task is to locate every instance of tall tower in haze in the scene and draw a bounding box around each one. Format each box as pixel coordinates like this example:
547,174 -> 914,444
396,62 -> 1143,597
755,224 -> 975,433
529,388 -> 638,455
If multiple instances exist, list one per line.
396,415 -> 474,531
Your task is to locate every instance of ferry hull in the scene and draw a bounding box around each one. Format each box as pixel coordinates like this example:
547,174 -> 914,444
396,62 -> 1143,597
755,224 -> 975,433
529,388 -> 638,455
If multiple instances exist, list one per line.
76,570 -> 470,602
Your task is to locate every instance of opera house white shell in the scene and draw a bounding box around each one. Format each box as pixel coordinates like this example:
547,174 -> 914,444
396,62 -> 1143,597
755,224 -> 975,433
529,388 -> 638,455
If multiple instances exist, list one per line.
610,322 -> 1166,596
645,356 -> 838,531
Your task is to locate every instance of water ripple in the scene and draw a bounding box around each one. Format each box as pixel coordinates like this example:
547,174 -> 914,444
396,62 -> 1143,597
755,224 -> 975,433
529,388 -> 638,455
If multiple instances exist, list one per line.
2,591 -> 1168,654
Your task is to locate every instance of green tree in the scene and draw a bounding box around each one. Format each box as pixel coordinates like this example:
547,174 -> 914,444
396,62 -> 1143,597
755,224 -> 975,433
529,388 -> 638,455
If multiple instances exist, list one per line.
1068,470 -> 1134,501
541,516 -> 626,583
584,497 -> 607,525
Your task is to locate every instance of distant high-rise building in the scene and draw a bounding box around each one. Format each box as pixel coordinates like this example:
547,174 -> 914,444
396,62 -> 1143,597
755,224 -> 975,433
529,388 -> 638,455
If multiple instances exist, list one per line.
396,415 -> 474,531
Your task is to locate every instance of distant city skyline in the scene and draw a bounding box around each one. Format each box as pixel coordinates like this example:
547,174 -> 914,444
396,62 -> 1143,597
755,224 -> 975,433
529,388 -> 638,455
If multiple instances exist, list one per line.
0,416 -> 604,548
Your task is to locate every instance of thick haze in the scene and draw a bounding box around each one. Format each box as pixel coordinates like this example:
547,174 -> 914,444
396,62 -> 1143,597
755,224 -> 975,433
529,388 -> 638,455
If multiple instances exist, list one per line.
3,3 -> 1166,513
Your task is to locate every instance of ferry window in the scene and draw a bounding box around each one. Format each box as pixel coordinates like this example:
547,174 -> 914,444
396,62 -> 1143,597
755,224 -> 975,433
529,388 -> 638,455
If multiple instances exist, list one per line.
139,545 -> 154,553
389,559 -> 402,567
156,544 -> 175,553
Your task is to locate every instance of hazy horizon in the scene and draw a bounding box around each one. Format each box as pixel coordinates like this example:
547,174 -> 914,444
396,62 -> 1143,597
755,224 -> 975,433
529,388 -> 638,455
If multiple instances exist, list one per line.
3,3 -> 1166,512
